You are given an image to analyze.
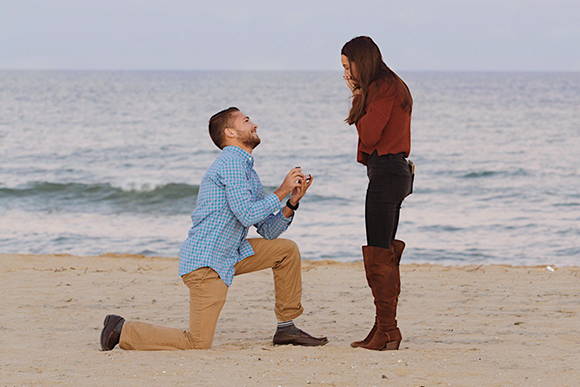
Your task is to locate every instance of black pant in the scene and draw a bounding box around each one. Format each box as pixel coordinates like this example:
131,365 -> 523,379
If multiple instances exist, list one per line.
365,152 -> 413,249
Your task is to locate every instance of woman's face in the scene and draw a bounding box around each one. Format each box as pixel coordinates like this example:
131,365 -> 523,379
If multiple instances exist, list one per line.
341,54 -> 358,81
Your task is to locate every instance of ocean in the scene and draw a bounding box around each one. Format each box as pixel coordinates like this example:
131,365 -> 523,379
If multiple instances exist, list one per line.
1,70 -> 579,266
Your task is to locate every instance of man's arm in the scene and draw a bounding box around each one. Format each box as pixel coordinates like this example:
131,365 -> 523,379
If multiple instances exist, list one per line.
254,210 -> 293,240
254,174 -> 313,240
218,160 -> 284,227
218,161 -> 302,227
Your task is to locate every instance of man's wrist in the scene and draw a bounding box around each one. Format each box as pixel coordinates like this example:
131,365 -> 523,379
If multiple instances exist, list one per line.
281,206 -> 294,219
274,188 -> 291,201
286,199 -> 299,211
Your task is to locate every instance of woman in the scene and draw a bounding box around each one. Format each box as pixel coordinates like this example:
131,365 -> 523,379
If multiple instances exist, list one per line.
341,36 -> 413,351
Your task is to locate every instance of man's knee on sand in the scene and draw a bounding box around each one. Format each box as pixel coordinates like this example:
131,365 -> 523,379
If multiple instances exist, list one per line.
184,322 -> 220,350
189,336 -> 213,350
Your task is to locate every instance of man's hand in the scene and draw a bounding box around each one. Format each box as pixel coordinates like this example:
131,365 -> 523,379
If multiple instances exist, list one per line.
274,168 -> 305,201
280,174 -> 313,218
289,174 -> 313,206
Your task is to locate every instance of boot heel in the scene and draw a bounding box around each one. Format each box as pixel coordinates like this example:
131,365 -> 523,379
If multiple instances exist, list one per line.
383,340 -> 400,351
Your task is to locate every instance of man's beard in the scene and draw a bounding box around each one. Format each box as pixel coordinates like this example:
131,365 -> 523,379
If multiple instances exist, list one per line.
243,134 -> 261,149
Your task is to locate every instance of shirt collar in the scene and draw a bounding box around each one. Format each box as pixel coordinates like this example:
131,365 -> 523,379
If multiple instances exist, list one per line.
223,146 -> 254,168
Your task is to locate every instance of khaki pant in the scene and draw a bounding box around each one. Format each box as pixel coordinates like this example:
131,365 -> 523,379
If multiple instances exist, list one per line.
119,238 -> 303,350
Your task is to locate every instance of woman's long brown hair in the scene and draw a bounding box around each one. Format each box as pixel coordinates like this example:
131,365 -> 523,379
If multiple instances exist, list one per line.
341,36 -> 412,124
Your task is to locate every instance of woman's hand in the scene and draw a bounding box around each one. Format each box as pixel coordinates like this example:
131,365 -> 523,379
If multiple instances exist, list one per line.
343,74 -> 361,95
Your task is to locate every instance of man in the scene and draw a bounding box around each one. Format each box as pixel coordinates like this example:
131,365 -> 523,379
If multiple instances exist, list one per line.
100,107 -> 328,350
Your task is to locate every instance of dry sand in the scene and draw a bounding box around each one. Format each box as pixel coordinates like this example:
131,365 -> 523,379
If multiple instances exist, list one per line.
1,253 -> 579,386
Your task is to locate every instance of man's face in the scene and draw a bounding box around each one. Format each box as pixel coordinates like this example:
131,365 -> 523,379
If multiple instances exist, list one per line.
229,110 -> 261,149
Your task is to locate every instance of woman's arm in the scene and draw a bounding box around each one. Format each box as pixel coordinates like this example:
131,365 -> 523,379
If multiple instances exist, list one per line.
355,96 -> 395,148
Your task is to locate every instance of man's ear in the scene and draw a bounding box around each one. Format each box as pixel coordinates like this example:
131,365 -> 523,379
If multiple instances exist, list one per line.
223,127 -> 236,140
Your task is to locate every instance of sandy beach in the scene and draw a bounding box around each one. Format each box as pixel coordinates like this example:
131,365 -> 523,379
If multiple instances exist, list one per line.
1,253 -> 579,386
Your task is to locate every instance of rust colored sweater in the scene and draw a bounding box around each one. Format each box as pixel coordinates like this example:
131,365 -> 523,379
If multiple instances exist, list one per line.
354,76 -> 412,165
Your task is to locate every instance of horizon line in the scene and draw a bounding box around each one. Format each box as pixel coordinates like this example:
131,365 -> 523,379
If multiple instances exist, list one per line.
1,68 -> 579,73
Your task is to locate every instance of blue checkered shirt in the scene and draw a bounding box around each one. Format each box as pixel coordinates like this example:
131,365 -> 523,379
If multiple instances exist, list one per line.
178,146 -> 293,286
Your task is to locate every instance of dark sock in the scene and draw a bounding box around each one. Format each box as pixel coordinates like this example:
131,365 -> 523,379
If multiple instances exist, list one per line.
276,320 -> 295,332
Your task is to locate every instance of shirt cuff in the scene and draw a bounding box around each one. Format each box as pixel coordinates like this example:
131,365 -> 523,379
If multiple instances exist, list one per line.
265,192 -> 284,213
280,211 -> 294,223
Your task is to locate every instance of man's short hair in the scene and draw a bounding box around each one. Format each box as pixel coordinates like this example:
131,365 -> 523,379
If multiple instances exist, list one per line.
208,107 -> 239,149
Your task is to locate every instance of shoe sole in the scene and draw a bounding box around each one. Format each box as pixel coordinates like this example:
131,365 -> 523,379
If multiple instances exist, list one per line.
273,338 -> 329,347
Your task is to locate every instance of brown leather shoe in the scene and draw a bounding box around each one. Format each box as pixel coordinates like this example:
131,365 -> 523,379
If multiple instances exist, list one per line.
100,314 -> 125,351
273,326 -> 328,346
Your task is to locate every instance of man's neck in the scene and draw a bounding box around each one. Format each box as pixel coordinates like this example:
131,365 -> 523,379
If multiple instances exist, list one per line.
226,143 -> 253,154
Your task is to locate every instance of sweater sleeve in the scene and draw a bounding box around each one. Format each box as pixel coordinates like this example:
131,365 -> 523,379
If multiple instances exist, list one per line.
355,96 -> 395,148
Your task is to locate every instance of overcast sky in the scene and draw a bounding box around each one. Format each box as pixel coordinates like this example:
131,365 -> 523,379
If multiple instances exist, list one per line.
1,0 -> 579,71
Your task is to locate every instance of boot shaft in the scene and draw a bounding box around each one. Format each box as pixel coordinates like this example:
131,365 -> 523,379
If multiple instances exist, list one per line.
361,245 -> 401,333
392,240 -> 405,265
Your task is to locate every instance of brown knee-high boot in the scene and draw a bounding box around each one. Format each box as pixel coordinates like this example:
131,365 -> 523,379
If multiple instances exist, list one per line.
351,240 -> 404,350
